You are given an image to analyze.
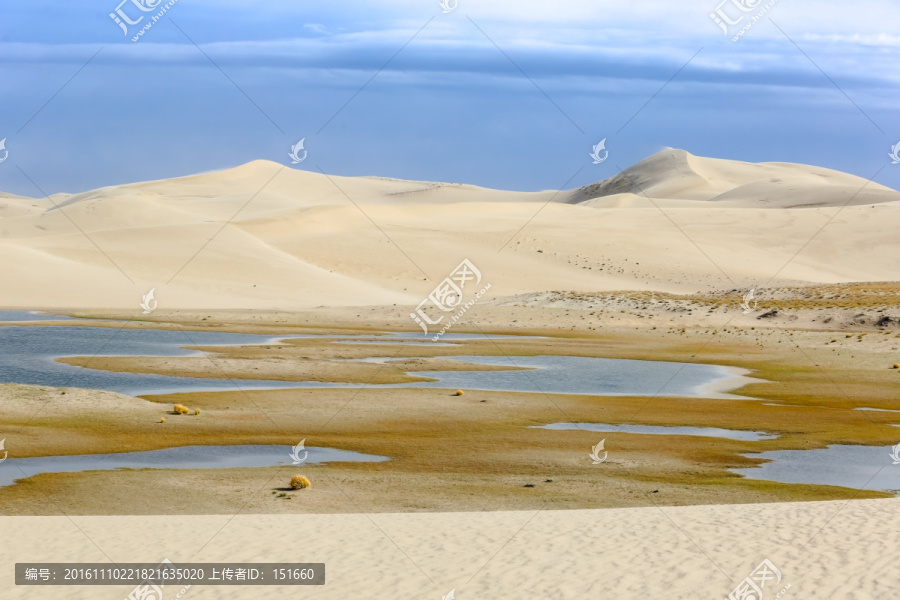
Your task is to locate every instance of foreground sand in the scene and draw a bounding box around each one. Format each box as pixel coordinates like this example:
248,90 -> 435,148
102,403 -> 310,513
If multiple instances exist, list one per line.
1,498 -> 896,598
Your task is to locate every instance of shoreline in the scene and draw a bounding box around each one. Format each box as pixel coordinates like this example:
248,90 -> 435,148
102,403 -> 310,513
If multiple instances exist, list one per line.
694,365 -> 765,400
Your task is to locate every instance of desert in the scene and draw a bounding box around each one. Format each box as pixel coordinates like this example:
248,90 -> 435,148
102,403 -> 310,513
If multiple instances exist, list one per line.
1,149 -> 899,598
3,1 -> 900,597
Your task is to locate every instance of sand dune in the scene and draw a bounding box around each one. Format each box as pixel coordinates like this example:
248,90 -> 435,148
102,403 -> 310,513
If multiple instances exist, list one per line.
0,151 -> 897,310
568,149 -> 899,208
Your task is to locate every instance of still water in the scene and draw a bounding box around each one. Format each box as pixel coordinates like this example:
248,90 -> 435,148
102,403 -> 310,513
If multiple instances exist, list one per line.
0,312 -> 743,398
0,444 -> 389,488
533,422 -> 777,441
731,445 -> 900,495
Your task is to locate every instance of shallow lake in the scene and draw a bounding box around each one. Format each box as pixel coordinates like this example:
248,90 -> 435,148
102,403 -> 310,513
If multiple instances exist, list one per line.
731,445 -> 900,495
0,323 -> 325,396
533,422 -> 777,441
335,340 -> 457,347
0,316 -> 746,398
0,310 -> 78,322
334,331 -> 542,344
394,355 -> 744,398
0,444 -> 389,488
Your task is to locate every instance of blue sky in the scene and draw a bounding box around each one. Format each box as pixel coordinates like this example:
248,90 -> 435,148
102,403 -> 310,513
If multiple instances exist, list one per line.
1,0 -> 899,196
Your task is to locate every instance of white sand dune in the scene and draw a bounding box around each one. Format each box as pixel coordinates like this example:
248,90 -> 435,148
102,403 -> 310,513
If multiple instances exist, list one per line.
1,150 -> 897,310
568,149 -> 899,208
1,498 -> 896,598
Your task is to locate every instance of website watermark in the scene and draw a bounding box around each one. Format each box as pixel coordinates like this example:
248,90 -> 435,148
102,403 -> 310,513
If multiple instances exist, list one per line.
725,559 -> 789,600
125,559 -> 191,600
589,439 -> 608,464
289,440 -> 308,465
740,287 -> 759,314
109,0 -> 181,42
889,142 -> 900,165
590,138 -> 609,164
17,562 -> 322,587
709,0 -> 781,42
289,138 -> 307,164
140,288 -> 158,314
410,259 -> 490,342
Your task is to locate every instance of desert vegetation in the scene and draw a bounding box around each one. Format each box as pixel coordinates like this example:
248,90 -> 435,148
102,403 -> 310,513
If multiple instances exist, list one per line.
290,475 -> 311,489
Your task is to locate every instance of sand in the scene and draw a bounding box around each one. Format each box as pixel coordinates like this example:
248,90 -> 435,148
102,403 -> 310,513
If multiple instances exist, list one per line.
1,149 -> 898,311
1,498 -> 897,598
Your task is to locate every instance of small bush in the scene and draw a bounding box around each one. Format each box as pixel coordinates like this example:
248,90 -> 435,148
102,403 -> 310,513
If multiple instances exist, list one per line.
173,404 -> 190,415
893,363 -> 900,369
193,408 -> 201,415
158,417 -> 166,423
453,390 -> 464,396
290,475 -> 310,489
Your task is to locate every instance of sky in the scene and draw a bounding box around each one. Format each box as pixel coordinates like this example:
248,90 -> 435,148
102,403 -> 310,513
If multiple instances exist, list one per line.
0,0 -> 899,196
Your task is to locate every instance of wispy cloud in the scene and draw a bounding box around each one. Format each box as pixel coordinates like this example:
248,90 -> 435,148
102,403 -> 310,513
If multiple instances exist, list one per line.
0,0 -> 897,196
1,32 -> 897,93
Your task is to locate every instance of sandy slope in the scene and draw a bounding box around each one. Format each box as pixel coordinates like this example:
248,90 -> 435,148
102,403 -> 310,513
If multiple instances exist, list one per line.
569,149 -> 899,207
1,499 -> 896,598
0,150 -> 897,310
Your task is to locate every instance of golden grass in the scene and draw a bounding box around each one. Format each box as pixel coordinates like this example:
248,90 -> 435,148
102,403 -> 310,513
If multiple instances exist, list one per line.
290,475 -> 310,489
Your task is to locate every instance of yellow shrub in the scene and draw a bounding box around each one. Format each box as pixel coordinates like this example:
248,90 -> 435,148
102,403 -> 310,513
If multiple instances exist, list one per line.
290,475 -> 310,489
453,390 -> 464,396
173,404 -> 190,415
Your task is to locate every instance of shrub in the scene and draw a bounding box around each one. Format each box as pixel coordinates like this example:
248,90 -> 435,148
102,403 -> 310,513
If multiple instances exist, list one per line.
289,475 -> 310,489
893,363 -> 900,369
159,417 -> 166,423
453,390 -> 464,396
193,408 -> 201,415
173,404 -> 190,415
